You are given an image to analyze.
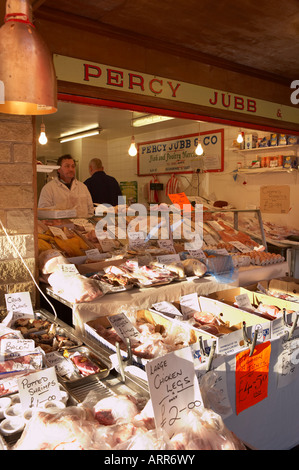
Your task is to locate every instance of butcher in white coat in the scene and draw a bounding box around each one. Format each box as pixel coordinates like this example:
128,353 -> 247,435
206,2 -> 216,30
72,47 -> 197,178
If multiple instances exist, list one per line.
38,154 -> 94,217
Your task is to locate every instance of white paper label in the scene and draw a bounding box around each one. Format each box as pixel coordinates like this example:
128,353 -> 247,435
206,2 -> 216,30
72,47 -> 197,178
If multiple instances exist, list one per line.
48,226 -> 68,239
180,293 -> 200,318
157,254 -> 181,265
17,367 -> 61,408
85,248 -> 103,261
58,264 -> 79,274
45,351 -> 75,378
108,313 -> 140,343
158,239 -> 176,253
1,338 -> 35,357
145,348 -> 203,438
152,302 -> 183,317
229,241 -> 252,253
5,292 -> 34,316
188,249 -> 206,260
235,293 -> 252,310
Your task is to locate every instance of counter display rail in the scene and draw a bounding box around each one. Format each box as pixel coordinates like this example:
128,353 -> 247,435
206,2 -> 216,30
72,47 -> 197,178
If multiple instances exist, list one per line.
0,308 -> 251,451
42,276 -> 299,450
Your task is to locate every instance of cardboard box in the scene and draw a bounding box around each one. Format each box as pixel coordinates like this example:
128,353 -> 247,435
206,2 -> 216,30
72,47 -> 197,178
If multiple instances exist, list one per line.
151,294 -> 263,337
207,286 -> 299,314
84,309 -> 200,368
283,155 -> 298,169
244,133 -> 258,149
76,257 -> 126,275
247,277 -> 299,301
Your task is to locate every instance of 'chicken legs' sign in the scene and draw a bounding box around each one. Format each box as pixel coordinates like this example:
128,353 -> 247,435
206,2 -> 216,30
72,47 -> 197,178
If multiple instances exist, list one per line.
145,347 -> 203,438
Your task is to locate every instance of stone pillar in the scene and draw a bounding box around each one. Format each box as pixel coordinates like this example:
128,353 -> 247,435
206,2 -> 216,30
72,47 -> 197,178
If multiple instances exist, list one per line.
0,113 -> 37,319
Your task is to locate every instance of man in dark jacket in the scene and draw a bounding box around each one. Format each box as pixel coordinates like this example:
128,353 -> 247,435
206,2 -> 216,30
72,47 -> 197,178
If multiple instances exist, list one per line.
84,158 -> 123,206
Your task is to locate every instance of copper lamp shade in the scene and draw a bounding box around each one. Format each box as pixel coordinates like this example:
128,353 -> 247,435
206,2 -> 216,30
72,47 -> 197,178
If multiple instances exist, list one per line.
0,0 -> 57,115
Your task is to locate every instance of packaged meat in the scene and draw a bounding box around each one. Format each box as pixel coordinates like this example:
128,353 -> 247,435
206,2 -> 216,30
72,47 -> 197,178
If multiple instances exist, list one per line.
0,351 -> 44,375
47,271 -> 104,303
13,406 -> 101,450
182,258 -> 207,277
70,353 -> 100,377
170,408 -> 246,450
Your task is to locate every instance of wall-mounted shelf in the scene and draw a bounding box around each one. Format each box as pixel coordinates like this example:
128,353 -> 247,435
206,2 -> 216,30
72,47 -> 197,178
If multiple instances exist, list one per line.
237,167 -> 298,174
37,165 -> 59,173
230,144 -> 299,153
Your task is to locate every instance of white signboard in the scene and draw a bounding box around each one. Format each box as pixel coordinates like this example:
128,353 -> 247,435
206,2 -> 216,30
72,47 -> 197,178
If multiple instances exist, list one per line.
17,367 -> 61,409
138,130 -> 224,176
145,347 -> 203,438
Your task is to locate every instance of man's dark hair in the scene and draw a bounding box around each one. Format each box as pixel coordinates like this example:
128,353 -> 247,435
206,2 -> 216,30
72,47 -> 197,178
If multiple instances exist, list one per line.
57,154 -> 75,166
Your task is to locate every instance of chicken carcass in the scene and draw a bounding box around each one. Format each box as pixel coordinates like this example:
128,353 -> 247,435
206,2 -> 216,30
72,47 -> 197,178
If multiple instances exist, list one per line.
93,395 -> 139,426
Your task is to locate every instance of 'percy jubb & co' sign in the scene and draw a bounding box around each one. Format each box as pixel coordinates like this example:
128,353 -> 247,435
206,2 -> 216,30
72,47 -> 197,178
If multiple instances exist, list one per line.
137,130 -> 224,175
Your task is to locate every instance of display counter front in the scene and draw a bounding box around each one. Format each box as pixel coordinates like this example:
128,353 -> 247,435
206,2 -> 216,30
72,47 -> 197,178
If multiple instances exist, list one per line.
46,275 -> 237,334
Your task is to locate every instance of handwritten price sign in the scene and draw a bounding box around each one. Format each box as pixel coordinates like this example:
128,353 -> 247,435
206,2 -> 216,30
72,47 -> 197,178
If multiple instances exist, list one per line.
235,341 -> 271,415
145,347 -> 203,437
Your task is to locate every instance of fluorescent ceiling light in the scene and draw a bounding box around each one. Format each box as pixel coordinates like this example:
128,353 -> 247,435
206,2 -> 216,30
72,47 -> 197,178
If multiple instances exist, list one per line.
59,127 -> 101,143
132,114 -> 174,127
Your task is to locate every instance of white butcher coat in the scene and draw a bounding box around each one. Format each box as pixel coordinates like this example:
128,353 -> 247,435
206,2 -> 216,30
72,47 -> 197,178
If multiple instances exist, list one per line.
38,177 -> 94,217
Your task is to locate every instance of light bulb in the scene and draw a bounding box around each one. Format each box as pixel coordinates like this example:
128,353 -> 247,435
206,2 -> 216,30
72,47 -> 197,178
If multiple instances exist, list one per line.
237,131 -> 243,144
38,123 -> 48,145
128,136 -> 137,156
195,141 -> 204,156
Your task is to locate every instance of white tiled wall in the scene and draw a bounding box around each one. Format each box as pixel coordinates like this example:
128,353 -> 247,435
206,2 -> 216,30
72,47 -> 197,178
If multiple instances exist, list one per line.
37,120 -> 299,230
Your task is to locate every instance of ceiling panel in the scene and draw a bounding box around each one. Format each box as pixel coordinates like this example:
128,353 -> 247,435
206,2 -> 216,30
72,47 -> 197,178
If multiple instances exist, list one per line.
32,0 -> 299,81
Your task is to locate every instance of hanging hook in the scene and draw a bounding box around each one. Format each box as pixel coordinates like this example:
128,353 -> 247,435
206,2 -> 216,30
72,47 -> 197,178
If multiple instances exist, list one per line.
249,329 -> 259,357
115,341 -> 126,383
288,312 -> 299,341
126,337 -> 133,365
198,336 -> 208,359
242,321 -> 251,345
206,340 -> 217,371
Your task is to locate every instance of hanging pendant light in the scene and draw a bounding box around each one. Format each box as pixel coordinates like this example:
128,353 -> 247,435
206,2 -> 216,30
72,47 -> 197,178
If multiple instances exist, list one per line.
128,135 -> 137,157
0,0 -> 57,115
195,138 -> 204,156
237,129 -> 244,144
195,125 -> 204,156
38,120 -> 47,145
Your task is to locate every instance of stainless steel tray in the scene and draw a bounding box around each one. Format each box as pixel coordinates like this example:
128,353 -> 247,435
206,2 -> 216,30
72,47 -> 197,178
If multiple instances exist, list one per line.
58,346 -> 110,385
21,309 -> 83,351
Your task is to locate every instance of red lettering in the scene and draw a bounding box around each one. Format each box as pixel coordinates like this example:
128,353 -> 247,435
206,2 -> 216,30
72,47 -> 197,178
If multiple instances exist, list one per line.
222,93 -> 231,108
107,69 -> 124,87
149,78 -> 163,94
209,92 -> 218,105
167,81 -> 181,97
129,74 -> 145,91
247,99 -> 257,113
234,96 -> 244,110
84,64 -> 102,81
